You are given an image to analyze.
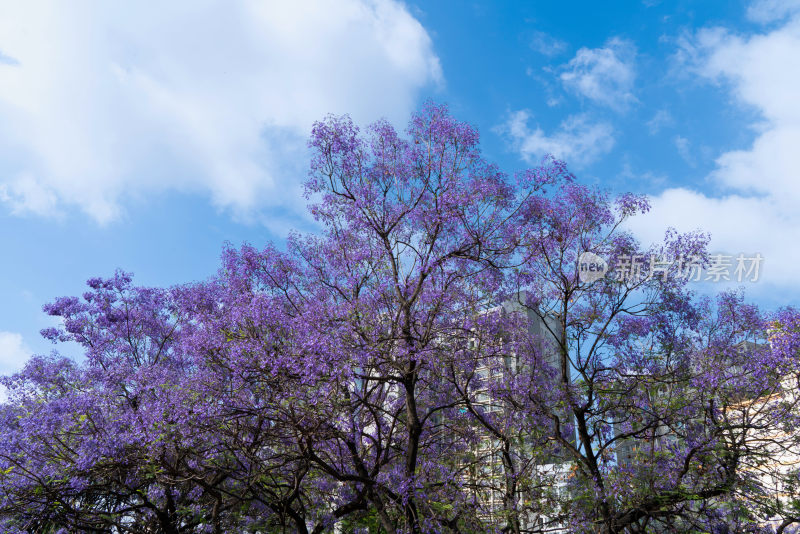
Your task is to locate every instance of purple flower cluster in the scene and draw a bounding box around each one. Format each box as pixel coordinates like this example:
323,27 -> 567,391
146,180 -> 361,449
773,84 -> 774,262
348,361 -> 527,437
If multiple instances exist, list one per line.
0,103 -> 798,533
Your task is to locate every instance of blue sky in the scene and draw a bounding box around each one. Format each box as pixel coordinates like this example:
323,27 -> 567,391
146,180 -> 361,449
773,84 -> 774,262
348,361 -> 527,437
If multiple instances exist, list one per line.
1,0 -> 799,372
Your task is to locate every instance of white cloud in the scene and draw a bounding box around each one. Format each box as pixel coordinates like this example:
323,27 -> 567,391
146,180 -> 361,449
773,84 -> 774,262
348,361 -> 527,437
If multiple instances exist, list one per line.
530,31 -> 568,57
0,0 -> 442,224
0,331 -> 31,375
502,111 -> 614,167
0,173 -> 60,217
631,189 -> 791,286
559,37 -> 637,111
673,135 -> 694,166
633,10 -> 800,289
747,0 -> 800,23
646,109 -> 674,134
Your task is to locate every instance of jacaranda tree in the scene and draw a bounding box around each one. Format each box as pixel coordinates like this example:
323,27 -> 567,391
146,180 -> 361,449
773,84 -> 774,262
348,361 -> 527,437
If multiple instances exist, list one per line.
1,102 -> 799,534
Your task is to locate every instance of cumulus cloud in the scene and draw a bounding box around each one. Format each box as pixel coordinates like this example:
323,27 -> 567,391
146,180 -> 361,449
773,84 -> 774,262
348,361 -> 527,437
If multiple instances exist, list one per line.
0,331 -> 30,375
502,111 -> 614,168
0,1 -> 442,223
633,10 -> 800,289
559,37 -> 637,111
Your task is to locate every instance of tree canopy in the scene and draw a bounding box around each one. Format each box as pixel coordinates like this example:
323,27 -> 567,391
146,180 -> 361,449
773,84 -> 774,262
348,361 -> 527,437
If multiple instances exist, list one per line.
2,102 -> 799,534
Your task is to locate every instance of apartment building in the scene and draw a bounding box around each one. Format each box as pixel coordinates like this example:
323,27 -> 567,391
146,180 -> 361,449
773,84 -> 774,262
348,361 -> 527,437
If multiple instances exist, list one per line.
463,295 -> 574,532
